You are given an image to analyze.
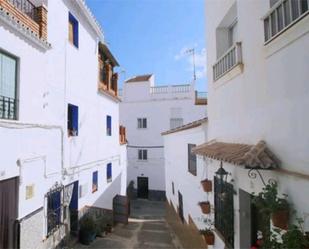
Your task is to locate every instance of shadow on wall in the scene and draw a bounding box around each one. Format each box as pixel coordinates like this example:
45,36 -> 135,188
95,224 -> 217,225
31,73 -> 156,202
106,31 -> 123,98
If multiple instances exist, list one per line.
92,173 -> 123,210
165,200 -> 207,249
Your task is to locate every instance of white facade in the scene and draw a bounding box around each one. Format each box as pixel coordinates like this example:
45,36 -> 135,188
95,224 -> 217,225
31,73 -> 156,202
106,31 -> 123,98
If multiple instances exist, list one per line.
0,0 -> 127,248
120,75 -> 207,199
163,120 -> 208,229
201,0 -> 309,248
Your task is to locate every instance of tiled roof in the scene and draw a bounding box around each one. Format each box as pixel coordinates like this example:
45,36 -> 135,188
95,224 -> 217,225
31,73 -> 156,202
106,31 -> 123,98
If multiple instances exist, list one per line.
162,118 -> 208,136
192,140 -> 280,169
125,74 -> 153,83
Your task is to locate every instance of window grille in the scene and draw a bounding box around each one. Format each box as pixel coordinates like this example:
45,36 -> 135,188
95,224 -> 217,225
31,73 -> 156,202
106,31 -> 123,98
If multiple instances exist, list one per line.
188,144 -> 197,176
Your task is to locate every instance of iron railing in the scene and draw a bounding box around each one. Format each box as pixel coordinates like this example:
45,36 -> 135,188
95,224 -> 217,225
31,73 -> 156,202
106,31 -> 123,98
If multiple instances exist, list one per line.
263,0 -> 309,43
0,95 -> 17,120
8,0 -> 38,21
213,42 -> 242,81
214,176 -> 234,248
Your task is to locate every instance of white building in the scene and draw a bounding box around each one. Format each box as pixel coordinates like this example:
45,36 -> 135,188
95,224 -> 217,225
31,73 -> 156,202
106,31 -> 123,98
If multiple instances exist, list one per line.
120,74 -> 207,200
163,0 -> 309,248
163,118 -> 209,248
0,0 -> 127,248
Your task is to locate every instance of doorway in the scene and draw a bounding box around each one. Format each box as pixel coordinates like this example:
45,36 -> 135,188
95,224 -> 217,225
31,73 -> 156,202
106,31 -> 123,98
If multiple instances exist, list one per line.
69,181 -> 79,234
137,177 -> 148,199
0,177 -> 18,249
178,191 -> 184,223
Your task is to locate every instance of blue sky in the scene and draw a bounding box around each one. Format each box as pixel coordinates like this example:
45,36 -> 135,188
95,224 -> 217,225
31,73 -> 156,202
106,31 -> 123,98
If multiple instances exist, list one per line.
86,0 -> 207,91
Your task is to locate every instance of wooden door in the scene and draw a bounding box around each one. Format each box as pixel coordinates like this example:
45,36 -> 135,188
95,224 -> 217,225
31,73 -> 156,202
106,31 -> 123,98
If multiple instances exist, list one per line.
0,177 -> 18,249
137,177 -> 148,199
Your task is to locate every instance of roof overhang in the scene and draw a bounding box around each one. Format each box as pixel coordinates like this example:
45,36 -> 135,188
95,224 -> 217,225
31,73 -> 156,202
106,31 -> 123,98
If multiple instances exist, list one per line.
99,42 -> 119,67
192,140 -> 280,169
162,117 -> 208,136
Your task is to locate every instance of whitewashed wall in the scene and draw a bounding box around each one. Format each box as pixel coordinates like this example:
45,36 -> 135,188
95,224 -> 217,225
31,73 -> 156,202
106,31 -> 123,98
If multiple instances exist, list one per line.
0,0 -> 127,247
205,0 -> 309,248
120,79 -> 207,193
164,123 -> 207,228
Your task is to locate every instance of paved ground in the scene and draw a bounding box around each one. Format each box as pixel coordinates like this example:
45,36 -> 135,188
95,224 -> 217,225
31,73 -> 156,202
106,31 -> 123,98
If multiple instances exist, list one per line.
75,199 -> 182,249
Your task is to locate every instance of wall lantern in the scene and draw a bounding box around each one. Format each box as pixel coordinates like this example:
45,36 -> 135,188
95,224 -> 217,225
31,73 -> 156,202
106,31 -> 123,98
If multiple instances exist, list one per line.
215,161 -> 229,183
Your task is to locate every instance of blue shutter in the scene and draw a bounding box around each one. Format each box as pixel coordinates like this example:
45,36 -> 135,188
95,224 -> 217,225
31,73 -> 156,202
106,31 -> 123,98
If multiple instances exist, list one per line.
72,105 -> 78,135
107,115 -> 112,136
69,12 -> 79,48
107,163 -> 112,180
92,171 -> 98,192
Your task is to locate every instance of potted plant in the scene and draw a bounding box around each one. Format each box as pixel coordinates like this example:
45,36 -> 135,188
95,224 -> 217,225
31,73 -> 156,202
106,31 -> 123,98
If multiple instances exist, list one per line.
201,179 -> 212,192
200,229 -> 215,245
281,218 -> 309,249
198,201 -> 211,214
79,215 -> 97,245
252,182 -> 289,230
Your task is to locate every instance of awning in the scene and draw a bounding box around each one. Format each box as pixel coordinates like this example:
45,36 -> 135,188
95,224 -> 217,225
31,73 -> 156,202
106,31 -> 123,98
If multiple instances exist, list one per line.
99,42 -> 119,67
192,140 -> 280,169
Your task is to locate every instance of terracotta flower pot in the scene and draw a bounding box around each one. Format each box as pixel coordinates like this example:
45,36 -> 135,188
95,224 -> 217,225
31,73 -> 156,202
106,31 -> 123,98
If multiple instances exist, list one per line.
201,179 -> 212,192
203,232 -> 215,245
199,202 -> 211,214
271,210 -> 289,230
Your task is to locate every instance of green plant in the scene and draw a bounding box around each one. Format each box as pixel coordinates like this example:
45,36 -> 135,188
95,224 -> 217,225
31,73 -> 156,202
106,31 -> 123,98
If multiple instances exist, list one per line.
252,182 -> 289,214
79,215 -> 97,245
281,218 -> 309,249
199,228 -> 213,235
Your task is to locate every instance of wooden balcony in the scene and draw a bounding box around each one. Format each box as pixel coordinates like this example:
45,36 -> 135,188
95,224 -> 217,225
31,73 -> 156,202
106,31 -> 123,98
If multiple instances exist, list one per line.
195,91 -> 207,105
98,42 -> 120,100
0,0 -> 47,39
119,125 -> 127,145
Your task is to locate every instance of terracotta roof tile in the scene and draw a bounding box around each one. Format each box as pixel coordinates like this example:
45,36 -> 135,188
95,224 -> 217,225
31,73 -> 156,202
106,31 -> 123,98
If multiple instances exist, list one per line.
161,118 -> 208,136
192,140 -> 280,169
125,74 -> 153,83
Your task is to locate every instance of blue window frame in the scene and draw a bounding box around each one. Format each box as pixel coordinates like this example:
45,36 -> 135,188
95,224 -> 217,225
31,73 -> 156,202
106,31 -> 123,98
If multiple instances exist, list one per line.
68,104 -> 78,136
106,115 -> 112,136
69,12 -> 79,48
107,163 -> 112,182
92,171 -> 98,193
47,190 -> 61,234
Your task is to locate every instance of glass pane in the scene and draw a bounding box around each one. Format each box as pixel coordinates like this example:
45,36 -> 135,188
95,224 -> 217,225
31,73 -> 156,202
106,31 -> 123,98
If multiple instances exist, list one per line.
291,0 -> 300,20
277,5 -> 284,31
0,53 -> 16,99
271,12 -> 277,36
300,0 -> 308,13
264,18 -> 270,41
284,0 -> 292,25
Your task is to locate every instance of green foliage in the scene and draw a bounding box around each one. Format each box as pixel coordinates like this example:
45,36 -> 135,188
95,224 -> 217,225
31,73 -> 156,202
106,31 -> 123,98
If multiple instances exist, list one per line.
199,229 -> 213,235
80,215 -> 96,234
252,182 -> 289,214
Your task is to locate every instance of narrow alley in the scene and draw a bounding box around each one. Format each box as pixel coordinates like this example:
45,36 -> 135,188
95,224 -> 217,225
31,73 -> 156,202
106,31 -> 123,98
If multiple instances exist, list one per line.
76,199 -> 182,249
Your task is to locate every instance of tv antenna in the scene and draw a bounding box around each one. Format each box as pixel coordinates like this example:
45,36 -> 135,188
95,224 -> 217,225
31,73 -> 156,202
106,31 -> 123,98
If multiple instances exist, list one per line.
186,48 -> 196,81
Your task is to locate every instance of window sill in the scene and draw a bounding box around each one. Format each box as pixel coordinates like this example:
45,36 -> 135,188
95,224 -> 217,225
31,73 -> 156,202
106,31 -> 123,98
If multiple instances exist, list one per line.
107,179 -> 112,183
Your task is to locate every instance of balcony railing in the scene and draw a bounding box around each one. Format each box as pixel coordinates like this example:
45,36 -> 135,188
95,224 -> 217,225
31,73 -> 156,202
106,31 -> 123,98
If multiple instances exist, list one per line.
8,0 -> 38,22
263,0 -> 309,43
213,42 -> 242,81
0,95 -> 17,120
150,84 -> 191,94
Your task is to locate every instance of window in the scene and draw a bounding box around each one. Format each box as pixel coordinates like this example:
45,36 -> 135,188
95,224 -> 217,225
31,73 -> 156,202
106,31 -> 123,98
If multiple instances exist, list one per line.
0,51 -> 18,120
170,118 -> 183,129
264,0 -> 308,42
106,115 -> 112,136
47,190 -> 61,234
137,118 -> 147,129
107,163 -> 112,182
68,104 -> 78,136
228,20 -> 238,48
188,144 -> 197,176
138,149 -> 148,161
172,182 -> 175,195
92,171 -> 98,193
68,12 -> 79,48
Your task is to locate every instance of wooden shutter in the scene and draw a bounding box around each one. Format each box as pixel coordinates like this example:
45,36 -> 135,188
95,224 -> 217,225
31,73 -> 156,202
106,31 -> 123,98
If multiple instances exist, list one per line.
68,20 -> 74,44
